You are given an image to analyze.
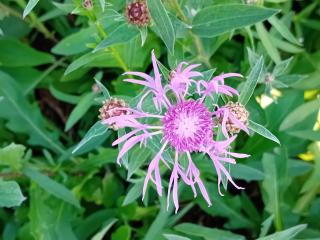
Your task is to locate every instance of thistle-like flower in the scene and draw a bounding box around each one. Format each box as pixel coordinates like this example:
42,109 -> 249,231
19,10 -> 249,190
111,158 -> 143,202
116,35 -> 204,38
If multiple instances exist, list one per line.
125,0 -> 150,26
102,51 -> 250,212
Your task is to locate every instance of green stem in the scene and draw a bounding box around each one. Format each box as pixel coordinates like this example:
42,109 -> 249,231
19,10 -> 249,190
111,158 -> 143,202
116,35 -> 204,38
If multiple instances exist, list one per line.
170,0 -> 211,67
95,21 -> 129,72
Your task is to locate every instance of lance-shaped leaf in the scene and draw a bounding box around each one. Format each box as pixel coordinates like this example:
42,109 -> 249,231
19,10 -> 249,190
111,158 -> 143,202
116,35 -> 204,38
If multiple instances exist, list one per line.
248,120 -> 280,144
23,0 -> 40,18
192,4 -> 279,37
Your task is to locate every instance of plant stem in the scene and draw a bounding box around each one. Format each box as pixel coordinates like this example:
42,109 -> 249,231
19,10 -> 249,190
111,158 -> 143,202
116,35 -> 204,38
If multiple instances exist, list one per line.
95,21 -> 129,72
170,0 -> 211,67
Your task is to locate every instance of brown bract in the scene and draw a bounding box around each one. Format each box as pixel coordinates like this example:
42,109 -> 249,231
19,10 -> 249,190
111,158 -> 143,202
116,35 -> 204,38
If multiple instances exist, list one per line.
99,98 -> 131,130
125,0 -> 150,26
225,102 -> 249,134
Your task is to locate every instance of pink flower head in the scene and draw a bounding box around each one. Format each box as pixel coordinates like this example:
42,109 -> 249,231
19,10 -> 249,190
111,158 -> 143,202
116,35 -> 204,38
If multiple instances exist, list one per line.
169,62 -> 202,100
104,51 -> 250,212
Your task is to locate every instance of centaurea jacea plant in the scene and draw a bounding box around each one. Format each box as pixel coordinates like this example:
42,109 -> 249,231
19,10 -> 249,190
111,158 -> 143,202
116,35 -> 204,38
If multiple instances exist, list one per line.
102,51 -> 252,212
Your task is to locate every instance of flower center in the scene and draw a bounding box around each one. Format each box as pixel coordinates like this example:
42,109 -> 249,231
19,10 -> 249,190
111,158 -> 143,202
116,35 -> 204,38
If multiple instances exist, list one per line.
162,101 -> 213,152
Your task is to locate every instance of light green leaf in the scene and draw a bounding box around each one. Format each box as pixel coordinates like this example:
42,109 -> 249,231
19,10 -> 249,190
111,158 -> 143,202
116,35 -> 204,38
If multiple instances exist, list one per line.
0,71 -> 65,154
148,0 -> 175,54
52,26 -> 96,55
122,181 -> 143,206
175,223 -> 245,240
0,181 -> 26,207
257,224 -> 307,240
72,121 -> 109,155
268,15 -> 301,46
49,85 -> 81,104
280,98 -> 320,131
163,234 -> 191,240
23,166 -> 80,208
65,92 -> 95,131
94,23 -> 139,52
239,56 -> 264,105
262,149 -> 289,231
23,0 -> 40,18
259,215 -> 274,237
287,130 -> 320,141
192,4 -> 278,37
99,0 -> 105,11
65,51 -> 112,75
248,120 -> 280,144
94,78 -> 110,99
111,225 -> 131,240
256,22 -> 281,63
0,38 -> 54,67
91,218 -> 118,240
0,143 -> 26,170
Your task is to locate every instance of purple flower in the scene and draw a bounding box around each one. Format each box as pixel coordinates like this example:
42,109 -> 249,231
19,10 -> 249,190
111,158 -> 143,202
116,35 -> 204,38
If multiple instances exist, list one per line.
102,51 -> 250,212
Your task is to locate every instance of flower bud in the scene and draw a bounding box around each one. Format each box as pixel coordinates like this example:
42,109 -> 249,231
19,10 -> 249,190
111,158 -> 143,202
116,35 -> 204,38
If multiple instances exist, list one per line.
224,102 -> 249,134
99,98 -> 131,130
125,0 -> 150,26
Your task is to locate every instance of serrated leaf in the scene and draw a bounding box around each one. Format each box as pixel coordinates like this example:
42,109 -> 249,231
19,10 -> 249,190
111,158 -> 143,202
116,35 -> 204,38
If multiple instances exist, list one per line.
23,0 -> 40,18
279,98 -> 320,131
94,23 -> 139,52
148,0 -> 175,54
248,120 -> 280,144
0,143 -> 26,170
65,92 -> 95,131
192,4 -> 278,38
0,181 -> 26,207
23,166 -> 80,208
239,56 -> 264,105
72,121 -> 109,155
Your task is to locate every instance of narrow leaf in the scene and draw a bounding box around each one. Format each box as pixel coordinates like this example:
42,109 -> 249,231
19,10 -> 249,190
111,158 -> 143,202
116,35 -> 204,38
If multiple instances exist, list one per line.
192,4 -> 279,37
148,0 -> 175,54
239,56 -> 264,105
257,224 -> 307,240
23,0 -> 40,18
23,167 -> 80,208
248,120 -> 280,144
92,218 -> 118,240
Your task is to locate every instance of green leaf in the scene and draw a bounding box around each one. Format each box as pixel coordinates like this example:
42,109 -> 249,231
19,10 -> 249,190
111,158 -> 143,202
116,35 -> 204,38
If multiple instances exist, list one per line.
239,56 -> 264,105
0,181 -> 26,207
268,15 -> 301,46
192,4 -> 278,37
259,215 -> 274,237
92,218 -> 118,240
23,166 -> 80,208
0,71 -> 65,154
122,181 -> 143,206
248,120 -> 280,144
175,223 -> 245,240
287,130 -> 320,141
94,78 -> 111,99
49,84 -> 81,104
64,51 -> 112,75
163,234 -> 191,240
99,0 -> 105,11
0,143 -> 26,170
257,224 -> 307,240
256,22 -> 281,63
72,121 -> 109,155
262,149 -> 290,231
52,26 -> 96,56
0,38 -> 54,67
65,92 -> 95,131
148,0 -> 175,54
280,98 -> 320,131
94,23 -> 139,52
111,225 -> 131,240
23,0 -> 40,18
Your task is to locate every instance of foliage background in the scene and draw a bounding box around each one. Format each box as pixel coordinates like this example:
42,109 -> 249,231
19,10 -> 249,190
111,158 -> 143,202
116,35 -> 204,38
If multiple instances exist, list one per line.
0,0 -> 320,239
